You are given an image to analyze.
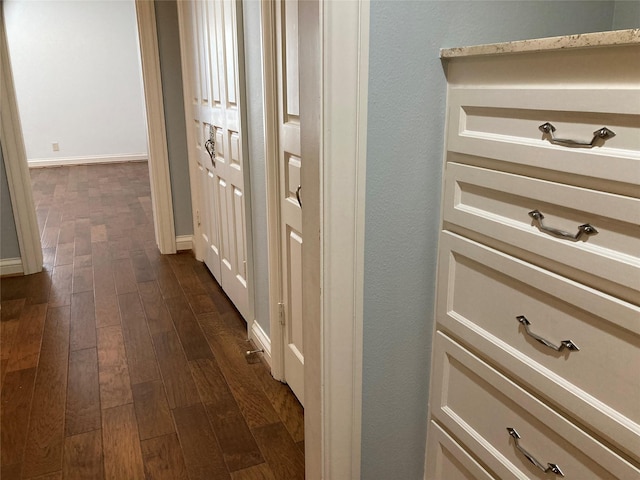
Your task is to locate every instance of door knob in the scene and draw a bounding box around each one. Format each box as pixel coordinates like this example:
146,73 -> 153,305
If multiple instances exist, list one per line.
296,185 -> 302,208
205,127 -> 216,168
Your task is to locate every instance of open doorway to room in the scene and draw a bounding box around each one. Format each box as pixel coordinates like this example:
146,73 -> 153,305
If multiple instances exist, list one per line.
0,1 -> 306,478
2,0 -> 181,276
3,0 -> 154,269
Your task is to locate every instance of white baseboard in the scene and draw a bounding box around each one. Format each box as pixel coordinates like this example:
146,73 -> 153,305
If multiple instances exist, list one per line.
175,235 -> 193,251
28,153 -> 148,168
249,320 -> 272,368
0,257 -> 24,276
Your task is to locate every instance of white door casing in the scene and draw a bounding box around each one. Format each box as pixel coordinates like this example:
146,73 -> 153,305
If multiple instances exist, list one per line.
280,0 -> 369,477
0,11 -> 42,275
177,0 -> 253,321
313,1 -> 369,476
261,0 -> 284,379
264,0 -> 370,475
135,0 -> 177,255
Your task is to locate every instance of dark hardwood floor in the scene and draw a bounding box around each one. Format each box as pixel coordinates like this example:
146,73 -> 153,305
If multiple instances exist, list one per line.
1,162 -> 304,480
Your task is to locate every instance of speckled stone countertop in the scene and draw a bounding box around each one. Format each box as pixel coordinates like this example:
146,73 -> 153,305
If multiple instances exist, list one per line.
440,29 -> 640,58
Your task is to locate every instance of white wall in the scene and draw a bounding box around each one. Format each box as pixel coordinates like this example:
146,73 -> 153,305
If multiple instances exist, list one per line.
154,0 -> 193,237
4,0 -> 147,165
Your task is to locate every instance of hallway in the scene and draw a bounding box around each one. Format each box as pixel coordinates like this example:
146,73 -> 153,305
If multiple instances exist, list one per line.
0,162 -> 304,479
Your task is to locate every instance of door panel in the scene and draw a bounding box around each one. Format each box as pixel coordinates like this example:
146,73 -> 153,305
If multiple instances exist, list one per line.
218,178 -> 230,269
179,0 -> 250,320
287,228 -> 303,351
232,186 -> 247,283
283,0 -> 299,118
277,0 -> 304,404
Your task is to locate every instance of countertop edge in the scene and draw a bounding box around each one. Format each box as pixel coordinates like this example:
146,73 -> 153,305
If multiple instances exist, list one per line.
440,29 -> 640,59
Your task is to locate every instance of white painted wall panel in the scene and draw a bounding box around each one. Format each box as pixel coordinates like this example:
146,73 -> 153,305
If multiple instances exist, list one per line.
4,0 -> 147,163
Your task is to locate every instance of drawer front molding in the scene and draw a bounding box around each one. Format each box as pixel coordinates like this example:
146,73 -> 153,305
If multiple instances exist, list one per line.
431,332 -> 640,480
424,420 -> 496,480
437,231 -> 640,461
443,162 -> 640,302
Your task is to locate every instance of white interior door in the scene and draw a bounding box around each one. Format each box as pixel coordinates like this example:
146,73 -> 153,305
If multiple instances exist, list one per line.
180,0 -> 250,320
276,0 -> 304,404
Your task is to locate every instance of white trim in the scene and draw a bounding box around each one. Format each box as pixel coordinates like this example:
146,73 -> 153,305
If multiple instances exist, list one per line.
0,258 -> 24,276
135,0 -> 177,255
316,1 -> 370,478
28,154 -> 148,168
260,0 -> 285,382
0,13 -> 43,276
299,0 -> 322,476
298,0 -> 370,477
265,0 -> 369,476
249,319 -> 272,368
175,235 -> 193,251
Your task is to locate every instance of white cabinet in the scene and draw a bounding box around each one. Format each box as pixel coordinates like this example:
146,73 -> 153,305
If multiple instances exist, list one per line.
426,30 -> 640,479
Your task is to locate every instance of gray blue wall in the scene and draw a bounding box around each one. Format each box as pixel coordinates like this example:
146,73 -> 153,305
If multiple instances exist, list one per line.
361,2 -> 617,478
154,0 -> 193,237
613,0 -> 640,28
1,143 -> 21,260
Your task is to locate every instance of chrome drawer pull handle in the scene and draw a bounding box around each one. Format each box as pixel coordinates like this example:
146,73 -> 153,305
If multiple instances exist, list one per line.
516,316 -> 579,352
528,210 -> 597,241
507,428 -> 565,477
539,122 -> 615,148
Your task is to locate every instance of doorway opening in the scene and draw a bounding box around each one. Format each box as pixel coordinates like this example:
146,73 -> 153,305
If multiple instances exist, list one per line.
3,1 -> 154,274
1,0 -> 179,281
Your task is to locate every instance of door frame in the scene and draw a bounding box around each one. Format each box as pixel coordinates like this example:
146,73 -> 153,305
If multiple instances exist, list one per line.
134,0 -> 177,255
261,0 -> 284,380
0,11 -> 42,275
0,0 -> 177,277
264,1 -> 370,478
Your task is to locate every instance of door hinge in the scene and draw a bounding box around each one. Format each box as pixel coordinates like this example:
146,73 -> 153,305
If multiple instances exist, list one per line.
278,302 -> 285,326
196,209 -> 201,227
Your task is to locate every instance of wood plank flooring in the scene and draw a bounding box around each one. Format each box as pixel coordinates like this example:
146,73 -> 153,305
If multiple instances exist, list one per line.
0,163 -> 304,479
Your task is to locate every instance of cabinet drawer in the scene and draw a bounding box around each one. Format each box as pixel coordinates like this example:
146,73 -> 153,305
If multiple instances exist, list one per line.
430,331 -> 640,479
437,231 -> 640,461
446,88 -> 640,188
443,162 -> 640,302
425,420 -> 496,480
